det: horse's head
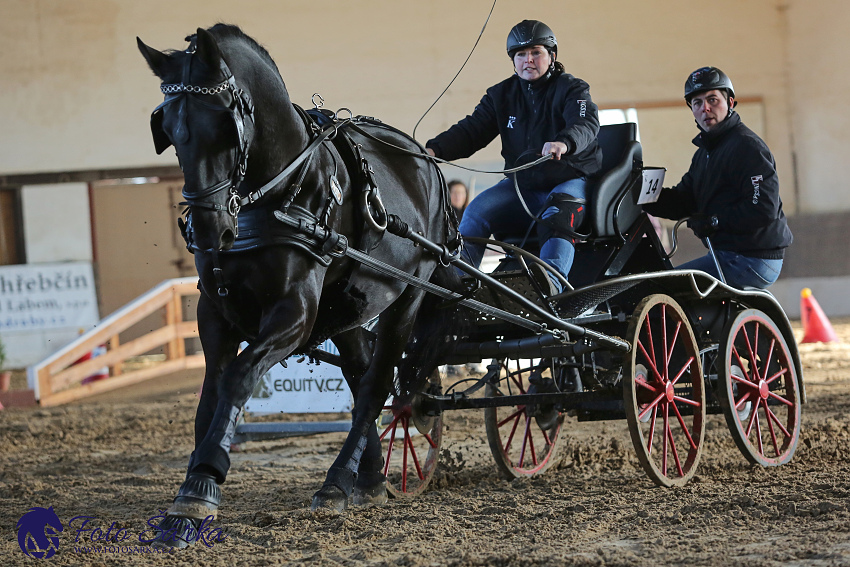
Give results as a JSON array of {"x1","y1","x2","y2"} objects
[{"x1": 138, "y1": 28, "x2": 255, "y2": 251}]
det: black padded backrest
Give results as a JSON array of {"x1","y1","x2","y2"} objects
[{"x1": 587, "y1": 123, "x2": 643, "y2": 238}]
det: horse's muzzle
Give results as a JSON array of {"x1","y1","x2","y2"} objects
[{"x1": 219, "y1": 228, "x2": 236, "y2": 251}]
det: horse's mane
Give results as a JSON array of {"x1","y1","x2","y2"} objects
[{"x1": 189, "y1": 23, "x2": 284, "y2": 83}]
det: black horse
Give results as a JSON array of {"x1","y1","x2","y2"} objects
[{"x1": 137, "y1": 24, "x2": 454, "y2": 545}]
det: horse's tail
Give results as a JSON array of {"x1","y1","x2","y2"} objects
[{"x1": 396, "y1": 265, "x2": 471, "y2": 399}]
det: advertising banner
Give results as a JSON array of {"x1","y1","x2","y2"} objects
[
  {"x1": 0, "y1": 262, "x2": 99, "y2": 331},
  {"x1": 244, "y1": 339, "x2": 352, "y2": 414}
]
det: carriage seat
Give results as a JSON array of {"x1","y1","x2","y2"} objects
[
  {"x1": 586, "y1": 122, "x2": 643, "y2": 239},
  {"x1": 493, "y1": 123, "x2": 643, "y2": 249}
]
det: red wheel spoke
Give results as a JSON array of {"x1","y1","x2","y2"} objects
[
  {"x1": 754, "y1": 322, "x2": 761, "y2": 370},
  {"x1": 762, "y1": 338, "x2": 775, "y2": 382},
  {"x1": 764, "y1": 406, "x2": 781, "y2": 458},
  {"x1": 510, "y1": 371, "x2": 527, "y2": 394},
  {"x1": 742, "y1": 324, "x2": 761, "y2": 382},
  {"x1": 670, "y1": 356, "x2": 695, "y2": 386},
  {"x1": 503, "y1": 411, "x2": 522, "y2": 453},
  {"x1": 424, "y1": 432, "x2": 437, "y2": 449},
  {"x1": 764, "y1": 405, "x2": 792, "y2": 438},
  {"x1": 638, "y1": 391, "x2": 668, "y2": 421},
  {"x1": 754, "y1": 405, "x2": 765, "y2": 455},
  {"x1": 527, "y1": 422, "x2": 539, "y2": 466},
  {"x1": 667, "y1": 422, "x2": 685, "y2": 477},
  {"x1": 731, "y1": 373, "x2": 758, "y2": 388},
  {"x1": 765, "y1": 368, "x2": 788, "y2": 386},
  {"x1": 661, "y1": 401, "x2": 670, "y2": 475},
  {"x1": 518, "y1": 415, "x2": 531, "y2": 467},
  {"x1": 647, "y1": 405, "x2": 658, "y2": 455},
  {"x1": 767, "y1": 390, "x2": 794, "y2": 407},
  {"x1": 745, "y1": 398, "x2": 760, "y2": 437},
  {"x1": 671, "y1": 401, "x2": 698, "y2": 450},
  {"x1": 732, "y1": 348, "x2": 755, "y2": 383},
  {"x1": 498, "y1": 408, "x2": 524, "y2": 428},
  {"x1": 383, "y1": 418, "x2": 399, "y2": 477},
  {"x1": 638, "y1": 339, "x2": 665, "y2": 383},
  {"x1": 379, "y1": 414, "x2": 401, "y2": 441},
  {"x1": 541, "y1": 427, "x2": 553, "y2": 446},
  {"x1": 666, "y1": 321, "x2": 682, "y2": 369},
  {"x1": 735, "y1": 390, "x2": 754, "y2": 410},
  {"x1": 644, "y1": 313, "x2": 657, "y2": 371},
  {"x1": 401, "y1": 417, "x2": 410, "y2": 492},
  {"x1": 672, "y1": 394, "x2": 701, "y2": 408},
  {"x1": 635, "y1": 376, "x2": 661, "y2": 394},
  {"x1": 661, "y1": 306, "x2": 669, "y2": 382},
  {"x1": 404, "y1": 417, "x2": 425, "y2": 481}
]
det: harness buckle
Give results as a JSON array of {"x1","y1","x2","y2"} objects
[
  {"x1": 328, "y1": 234, "x2": 349, "y2": 257},
  {"x1": 227, "y1": 193, "x2": 241, "y2": 217}
]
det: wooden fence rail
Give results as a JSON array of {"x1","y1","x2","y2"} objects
[{"x1": 27, "y1": 277, "x2": 203, "y2": 407}]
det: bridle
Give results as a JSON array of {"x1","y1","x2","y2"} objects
[
  {"x1": 150, "y1": 48, "x2": 345, "y2": 238},
  {"x1": 150, "y1": 47, "x2": 255, "y2": 227}
]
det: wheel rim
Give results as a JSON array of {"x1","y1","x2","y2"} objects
[
  {"x1": 378, "y1": 373, "x2": 443, "y2": 498},
  {"x1": 720, "y1": 309, "x2": 801, "y2": 466},
  {"x1": 625, "y1": 294, "x2": 705, "y2": 487},
  {"x1": 484, "y1": 358, "x2": 565, "y2": 478}
]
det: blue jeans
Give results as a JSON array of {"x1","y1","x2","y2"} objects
[
  {"x1": 677, "y1": 250, "x2": 782, "y2": 290},
  {"x1": 458, "y1": 177, "x2": 587, "y2": 283}
]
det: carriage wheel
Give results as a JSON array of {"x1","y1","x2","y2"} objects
[
  {"x1": 624, "y1": 294, "x2": 705, "y2": 487},
  {"x1": 719, "y1": 309, "x2": 801, "y2": 466},
  {"x1": 378, "y1": 370, "x2": 443, "y2": 498},
  {"x1": 484, "y1": 358, "x2": 566, "y2": 478}
]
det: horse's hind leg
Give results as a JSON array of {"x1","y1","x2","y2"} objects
[
  {"x1": 312, "y1": 286, "x2": 428, "y2": 511},
  {"x1": 332, "y1": 327, "x2": 387, "y2": 506}
]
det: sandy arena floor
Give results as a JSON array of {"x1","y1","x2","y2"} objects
[{"x1": 1, "y1": 320, "x2": 849, "y2": 566}]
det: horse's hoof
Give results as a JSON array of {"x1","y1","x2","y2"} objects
[
  {"x1": 149, "y1": 515, "x2": 200, "y2": 550},
  {"x1": 168, "y1": 473, "x2": 220, "y2": 519},
  {"x1": 352, "y1": 481, "x2": 388, "y2": 506},
  {"x1": 310, "y1": 485, "x2": 348, "y2": 512}
]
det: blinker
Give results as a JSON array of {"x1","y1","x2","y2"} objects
[{"x1": 150, "y1": 107, "x2": 172, "y2": 155}]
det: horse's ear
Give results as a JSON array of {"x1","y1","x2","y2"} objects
[
  {"x1": 137, "y1": 37, "x2": 168, "y2": 77},
  {"x1": 194, "y1": 28, "x2": 223, "y2": 70}
]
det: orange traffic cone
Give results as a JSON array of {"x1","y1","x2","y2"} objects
[{"x1": 800, "y1": 288, "x2": 839, "y2": 344}]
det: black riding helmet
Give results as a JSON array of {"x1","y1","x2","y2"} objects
[
  {"x1": 507, "y1": 20, "x2": 557, "y2": 58},
  {"x1": 684, "y1": 66, "x2": 736, "y2": 107}
]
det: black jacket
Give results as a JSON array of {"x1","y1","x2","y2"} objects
[
  {"x1": 426, "y1": 70, "x2": 602, "y2": 191},
  {"x1": 644, "y1": 112, "x2": 792, "y2": 258}
]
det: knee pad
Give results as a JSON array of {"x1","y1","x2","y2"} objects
[{"x1": 540, "y1": 194, "x2": 587, "y2": 239}]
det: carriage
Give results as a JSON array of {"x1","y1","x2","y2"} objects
[
  {"x1": 357, "y1": 119, "x2": 804, "y2": 496},
  {"x1": 137, "y1": 25, "x2": 803, "y2": 544}
]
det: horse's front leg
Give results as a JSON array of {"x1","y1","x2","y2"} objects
[
  {"x1": 156, "y1": 290, "x2": 317, "y2": 548},
  {"x1": 332, "y1": 327, "x2": 387, "y2": 506},
  {"x1": 153, "y1": 292, "x2": 241, "y2": 548},
  {"x1": 312, "y1": 287, "x2": 426, "y2": 511}
]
